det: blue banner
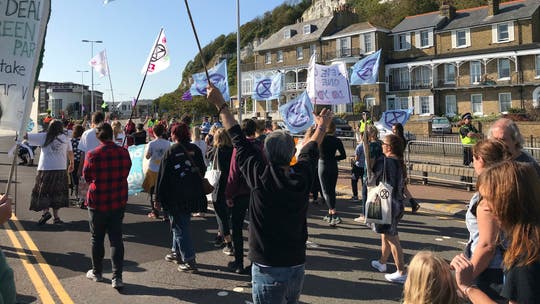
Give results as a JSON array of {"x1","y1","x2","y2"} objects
[
  {"x1": 190, "y1": 60, "x2": 230, "y2": 101},
  {"x1": 380, "y1": 108, "x2": 413, "y2": 131},
  {"x1": 127, "y1": 144, "x2": 145, "y2": 196},
  {"x1": 252, "y1": 73, "x2": 282, "y2": 101},
  {"x1": 279, "y1": 91, "x2": 314, "y2": 134},
  {"x1": 350, "y1": 49, "x2": 381, "y2": 85}
]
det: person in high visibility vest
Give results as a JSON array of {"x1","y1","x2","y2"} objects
[
  {"x1": 459, "y1": 113, "x2": 482, "y2": 166},
  {"x1": 358, "y1": 111, "x2": 373, "y2": 133}
]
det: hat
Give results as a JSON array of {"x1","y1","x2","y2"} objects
[{"x1": 461, "y1": 113, "x2": 472, "y2": 120}]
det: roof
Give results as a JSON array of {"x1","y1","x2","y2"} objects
[
  {"x1": 254, "y1": 16, "x2": 334, "y2": 52},
  {"x1": 441, "y1": 0, "x2": 540, "y2": 32},
  {"x1": 322, "y1": 22, "x2": 389, "y2": 40},
  {"x1": 391, "y1": 11, "x2": 446, "y2": 34}
]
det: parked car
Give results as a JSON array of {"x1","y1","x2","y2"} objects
[
  {"x1": 431, "y1": 116, "x2": 452, "y2": 134},
  {"x1": 333, "y1": 117, "x2": 354, "y2": 137}
]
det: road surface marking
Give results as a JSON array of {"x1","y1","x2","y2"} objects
[
  {"x1": 4, "y1": 222, "x2": 55, "y2": 304},
  {"x1": 11, "y1": 216, "x2": 75, "y2": 304}
]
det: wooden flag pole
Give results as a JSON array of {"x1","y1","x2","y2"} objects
[{"x1": 183, "y1": 0, "x2": 210, "y2": 83}]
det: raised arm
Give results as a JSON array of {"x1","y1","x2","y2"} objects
[{"x1": 206, "y1": 84, "x2": 238, "y2": 130}]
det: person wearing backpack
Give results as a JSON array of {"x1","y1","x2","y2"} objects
[{"x1": 155, "y1": 122, "x2": 207, "y2": 272}]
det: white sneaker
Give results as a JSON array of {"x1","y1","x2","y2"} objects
[
  {"x1": 370, "y1": 260, "x2": 387, "y2": 272},
  {"x1": 385, "y1": 271, "x2": 407, "y2": 284}
]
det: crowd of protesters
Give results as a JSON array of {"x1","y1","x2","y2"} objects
[{"x1": 2, "y1": 85, "x2": 539, "y2": 303}]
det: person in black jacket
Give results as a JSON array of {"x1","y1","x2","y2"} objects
[
  {"x1": 319, "y1": 121, "x2": 347, "y2": 226},
  {"x1": 205, "y1": 128, "x2": 233, "y2": 252},
  {"x1": 155, "y1": 122, "x2": 206, "y2": 272},
  {"x1": 206, "y1": 84, "x2": 332, "y2": 304}
]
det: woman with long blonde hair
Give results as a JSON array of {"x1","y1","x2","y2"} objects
[{"x1": 404, "y1": 251, "x2": 462, "y2": 304}]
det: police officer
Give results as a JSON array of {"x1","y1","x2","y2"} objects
[{"x1": 459, "y1": 113, "x2": 482, "y2": 166}]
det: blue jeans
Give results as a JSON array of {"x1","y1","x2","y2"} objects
[
  {"x1": 252, "y1": 263, "x2": 305, "y2": 304},
  {"x1": 169, "y1": 212, "x2": 195, "y2": 263}
]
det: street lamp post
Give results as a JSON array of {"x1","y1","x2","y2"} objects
[
  {"x1": 76, "y1": 70, "x2": 88, "y2": 119},
  {"x1": 82, "y1": 39, "x2": 103, "y2": 113}
]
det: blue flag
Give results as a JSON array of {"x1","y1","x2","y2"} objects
[
  {"x1": 350, "y1": 49, "x2": 381, "y2": 85},
  {"x1": 190, "y1": 60, "x2": 230, "y2": 101},
  {"x1": 252, "y1": 73, "x2": 282, "y2": 101},
  {"x1": 380, "y1": 108, "x2": 413, "y2": 131},
  {"x1": 279, "y1": 91, "x2": 314, "y2": 134}
]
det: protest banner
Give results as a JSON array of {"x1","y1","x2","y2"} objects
[
  {"x1": 127, "y1": 144, "x2": 147, "y2": 196},
  {"x1": 252, "y1": 73, "x2": 282, "y2": 101},
  {"x1": 350, "y1": 49, "x2": 381, "y2": 85},
  {"x1": 190, "y1": 60, "x2": 230, "y2": 101},
  {"x1": 278, "y1": 91, "x2": 314, "y2": 134},
  {"x1": 0, "y1": 0, "x2": 51, "y2": 135},
  {"x1": 306, "y1": 54, "x2": 351, "y2": 105}
]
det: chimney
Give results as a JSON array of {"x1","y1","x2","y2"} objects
[
  {"x1": 488, "y1": 0, "x2": 500, "y2": 16},
  {"x1": 440, "y1": 1, "x2": 456, "y2": 20}
]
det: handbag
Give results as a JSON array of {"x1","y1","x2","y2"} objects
[
  {"x1": 204, "y1": 149, "x2": 221, "y2": 202},
  {"x1": 365, "y1": 158, "x2": 393, "y2": 225}
]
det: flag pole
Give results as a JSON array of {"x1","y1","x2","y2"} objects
[
  {"x1": 105, "y1": 49, "x2": 116, "y2": 116},
  {"x1": 121, "y1": 28, "x2": 163, "y2": 147},
  {"x1": 183, "y1": 0, "x2": 210, "y2": 82}
]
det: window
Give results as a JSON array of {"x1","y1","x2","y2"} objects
[
  {"x1": 338, "y1": 37, "x2": 351, "y2": 57},
  {"x1": 471, "y1": 94, "x2": 483, "y2": 114},
  {"x1": 493, "y1": 22, "x2": 514, "y2": 43},
  {"x1": 265, "y1": 52, "x2": 271, "y2": 64},
  {"x1": 303, "y1": 25, "x2": 312, "y2": 35},
  {"x1": 242, "y1": 79, "x2": 252, "y2": 95},
  {"x1": 413, "y1": 66, "x2": 431, "y2": 88},
  {"x1": 444, "y1": 64, "x2": 456, "y2": 83},
  {"x1": 420, "y1": 96, "x2": 430, "y2": 114},
  {"x1": 457, "y1": 31, "x2": 466, "y2": 47},
  {"x1": 497, "y1": 23, "x2": 509, "y2": 42},
  {"x1": 420, "y1": 30, "x2": 429, "y2": 47},
  {"x1": 445, "y1": 95, "x2": 457, "y2": 116},
  {"x1": 364, "y1": 96, "x2": 375, "y2": 108},
  {"x1": 470, "y1": 61, "x2": 482, "y2": 84},
  {"x1": 386, "y1": 96, "x2": 408, "y2": 110},
  {"x1": 398, "y1": 34, "x2": 408, "y2": 50},
  {"x1": 296, "y1": 47, "x2": 303, "y2": 60},
  {"x1": 284, "y1": 29, "x2": 292, "y2": 39},
  {"x1": 399, "y1": 68, "x2": 409, "y2": 90},
  {"x1": 498, "y1": 58, "x2": 510, "y2": 79},
  {"x1": 277, "y1": 50, "x2": 283, "y2": 63},
  {"x1": 400, "y1": 97, "x2": 409, "y2": 110},
  {"x1": 364, "y1": 34, "x2": 373, "y2": 53},
  {"x1": 387, "y1": 96, "x2": 396, "y2": 110},
  {"x1": 310, "y1": 44, "x2": 316, "y2": 56},
  {"x1": 536, "y1": 55, "x2": 540, "y2": 77},
  {"x1": 266, "y1": 99, "x2": 273, "y2": 112},
  {"x1": 499, "y1": 93, "x2": 512, "y2": 112}
]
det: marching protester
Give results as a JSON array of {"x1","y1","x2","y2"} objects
[
  {"x1": 464, "y1": 139, "x2": 512, "y2": 300},
  {"x1": 78, "y1": 112, "x2": 105, "y2": 168},
  {"x1": 112, "y1": 120, "x2": 125, "y2": 147},
  {"x1": 200, "y1": 116, "x2": 212, "y2": 138},
  {"x1": 207, "y1": 83, "x2": 333, "y2": 304},
  {"x1": 156, "y1": 122, "x2": 207, "y2": 272},
  {"x1": 225, "y1": 118, "x2": 263, "y2": 274},
  {"x1": 27, "y1": 120, "x2": 74, "y2": 225},
  {"x1": 83, "y1": 123, "x2": 132, "y2": 289},
  {"x1": 205, "y1": 128, "x2": 234, "y2": 252},
  {"x1": 131, "y1": 123, "x2": 147, "y2": 145},
  {"x1": 452, "y1": 161, "x2": 540, "y2": 303},
  {"x1": 319, "y1": 120, "x2": 347, "y2": 226},
  {"x1": 369, "y1": 134, "x2": 407, "y2": 284},
  {"x1": 392, "y1": 123, "x2": 420, "y2": 213},
  {"x1": 143, "y1": 124, "x2": 170, "y2": 220},
  {"x1": 191, "y1": 126, "x2": 208, "y2": 167},
  {"x1": 69, "y1": 124, "x2": 85, "y2": 202},
  {"x1": 350, "y1": 135, "x2": 365, "y2": 202},
  {"x1": 488, "y1": 117, "x2": 540, "y2": 177},
  {"x1": 124, "y1": 118, "x2": 136, "y2": 146}
]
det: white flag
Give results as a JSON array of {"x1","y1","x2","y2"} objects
[
  {"x1": 141, "y1": 29, "x2": 170, "y2": 75},
  {"x1": 89, "y1": 50, "x2": 109, "y2": 77}
]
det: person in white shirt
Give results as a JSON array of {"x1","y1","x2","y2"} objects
[
  {"x1": 27, "y1": 120, "x2": 74, "y2": 225},
  {"x1": 191, "y1": 126, "x2": 208, "y2": 166},
  {"x1": 143, "y1": 124, "x2": 171, "y2": 219}
]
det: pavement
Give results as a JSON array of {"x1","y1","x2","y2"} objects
[{"x1": 0, "y1": 134, "x2": 473, "y2": 304}]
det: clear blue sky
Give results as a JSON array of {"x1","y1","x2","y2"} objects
[{"x1": 39, "y1": 0, "x2": 288, "y2": 101}]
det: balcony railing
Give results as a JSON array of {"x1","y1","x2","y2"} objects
[{"x1": 285, "y1": 82, "x2": 307, "y2": 91}]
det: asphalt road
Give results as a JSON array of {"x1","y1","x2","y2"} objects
[{"x1": 0, "y1": 135, "x2": 472, "y2": 304}]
